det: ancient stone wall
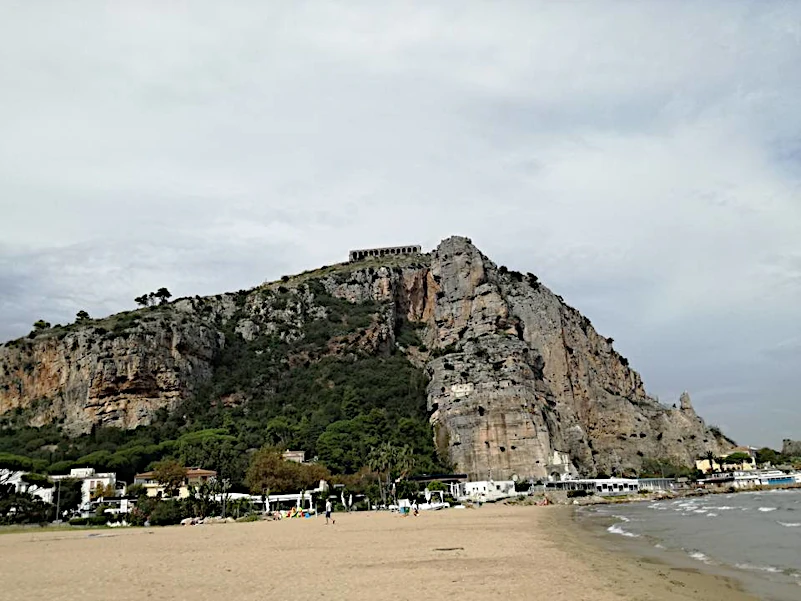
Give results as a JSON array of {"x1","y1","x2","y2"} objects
[
  {"x1": 782, "y1": 439, "x2": 801, "y2": 456},
  {"x1": 349, "y1": 245, "x2": 421, "y2": 262}
]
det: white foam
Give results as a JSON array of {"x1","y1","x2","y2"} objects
[
  {"x1": 758, "y1": 507, "x2": 777, "y2": 513},
  {"x1": 734, "y1": 563, "x2": 783, "y2": 574},
  {"x1": 607, "y1": 524, "x2": 639, "y2": 538},
  {"x1": 688, "y1": 551, "x2": 712, "y2": 564},
  {"x1": 612, "y1": 515, "x2": 631, "y2": 522},
  {"x1": 707, "y1": 513, "x2": 719, "y2": 517},
  {"x1": 777, "y1": 521, "x2": 801, "y2": 528}
]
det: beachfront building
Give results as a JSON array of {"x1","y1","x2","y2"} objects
[
  {"x1": 407, "y1": 474, "x2": 468, "y2": 502},
  {"x1": 51, "y1": 468, "x2": 119, "y2": 508},
  {"x1": 0, "y1": 469, "x2": 55, "y2": 504},
  {"x1": 133, "y1": 467, "x2": 217, "y2": 499},
  {"x1": 456, "y1": 480, "x2": 517, "y2": 502},
  {"x1": 700, "y1": 469, "x2": 801, "y2": 489},
  {"x1": 638, "y1": 478, "x2": 677, "y2": 493},
  {"x1": 546, "y1": 478, "x2": 640, "y2": 496}
]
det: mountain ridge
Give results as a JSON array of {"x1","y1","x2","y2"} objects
[{"x1": 0, "y1": 236, "x2": 733, "y2": 480}]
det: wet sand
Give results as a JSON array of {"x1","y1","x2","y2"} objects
[{"x1": 0, "y1": 505, "x2": 757, "y2": 601}]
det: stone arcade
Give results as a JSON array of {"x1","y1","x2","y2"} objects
[{"x1": 348, "y1": 245, "x2": 421, "y2": 262}]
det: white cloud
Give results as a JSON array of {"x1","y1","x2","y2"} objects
[{"x1": 1, "y1": 0, "x2": 799, "y2": 446}]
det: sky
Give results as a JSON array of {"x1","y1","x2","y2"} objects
[{"x1": 1, "y1": 1, "x2": 799, "y2": 447}]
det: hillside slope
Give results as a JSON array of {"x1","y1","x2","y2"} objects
[{"x1": 0, "y1": 236, "x2": 732, "y2": 479}]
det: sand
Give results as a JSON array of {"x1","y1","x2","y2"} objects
[{"x1": 0, "y1": 505, "x2": 757, "y2": 601}]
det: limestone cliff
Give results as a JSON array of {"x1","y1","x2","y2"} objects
[{"x1": 0, "y1": 236, "x2": 732, "y2": 478}]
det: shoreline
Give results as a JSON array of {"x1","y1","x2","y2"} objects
[
  {"x1": 543, "y1": 504, "x2": 759, "y2": 601},
  {"x1": 0, "y1": 504, "x2": 764, "y2": 600}
]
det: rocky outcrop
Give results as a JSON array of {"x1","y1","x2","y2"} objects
[
  {"x1": 0, "y1": 236, "x2": 732, "y2": 477},
  {"x1": 0, "y1": 301, "x2": 228, "y2": 435}
]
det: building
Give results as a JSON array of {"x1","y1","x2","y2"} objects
[
  {"x1": 782, "y1": 439, "x2": 801, "y2": 457},
  {"x1": 546, "y1": 450, "x2": 577, "y2": 481},
  {"x1": 348, "y1": 245, "x2": 421, "y2": 262},
  {"x1": 51, "y1": 468, "x2": 119, "y2": 508},
  {"x1": 700, "y1": 469, "x2": 798, "y2": 489},
  {"x1": 638, "y1": 478, "x2": 678, "y2": 493},
  {"x1": 0, "y1": 469, "x2": 55, "y2": 504},
  {"x1": 453, "y1": 480, "x2": 517, "y2": 502},
  {"x1": 282, "y1": 450, "x2": 306, "y2": 464},
  {"x1": 134, "y1": 468, "x2": 217, "y2": 499},
  {"x1": 546, "y1": 478, "x2": 640, "y2": 496},
  {"x1": 695, "y1": 447, "x2": 757, "y2": 474}
]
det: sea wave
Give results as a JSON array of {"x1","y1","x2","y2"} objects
[
  {"x1": 734, "y1": 563, "x2": 783, "y2": 574},
  {"x1": 607, "y1": 524, "x2": 639, "y2": 538},
  {"x1": 777, "y1": 521, "x2": 801, "y2": 528},
  {"x1": 758, "y1": 507, "x2": 778, "y2": 513},
  {"x1": 688, "y1": 551, "x2": 713, "y2": 564},
  {"x1": 612, "y1": 515, "x2": 630, "y2": 522}
]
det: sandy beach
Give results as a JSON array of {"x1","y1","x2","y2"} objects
[{"x1": 0, "y1": 505, "x2": 757, "y2": 601}]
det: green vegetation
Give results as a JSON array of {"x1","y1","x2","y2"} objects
[
  {"x1": 639, "y1": 458, "x2": 695, "y2": 479},
  {"x1": 0, "y1": 279, "x2": 446, "y2": 499}
]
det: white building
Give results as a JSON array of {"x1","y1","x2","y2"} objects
[
  {"x1": 546, "y1": 478, "x2": 640, "y2": 496},
  {"x1": 452, "y1": 480, "x2": 517, "y2": 502},
  {"x1": 0, "y1": 469, "x2": 55, "y2": 504},
  {"x1": 51, "y1": 468, "x2": 118, "y2": 509}
]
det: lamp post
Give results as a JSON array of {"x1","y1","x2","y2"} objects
[{"x1": 55, "y1": 479, "x2": 61, "y2": 524}]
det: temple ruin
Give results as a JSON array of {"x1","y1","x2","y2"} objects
[{"x1": 348, "y1": 245, "x2": 421, "y2": 262}]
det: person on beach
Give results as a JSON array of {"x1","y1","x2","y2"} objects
[
  {"x1": 325, "y1": 499, "x2": 334, "y2": 525},
  {"x1": 412, "y1": 500, "x2": 419, "y2": 517}
]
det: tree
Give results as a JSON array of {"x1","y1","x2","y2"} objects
[
  {"x1": 155, "y1": 287, "x2": 172, "y2": 305},
  {"x1": 722, "y1": 451, "x2": 752, "y2": 464},
  {"x1": 75, "y1": 310, "x2": 90, "y2": 322},
  {"x1": 55, "y1": 479, "x2": 83, "y2": 517},
  {"x1": 246, "y1": 447, "x2": 329, "y2": 496},
  {"x1": 755, "y1": 447, "x2": 779, "y2": 466},
  {"x1": 704, "y1": 450, "x2": 717, "y2": 473},
  {"x1": 134, "y1": 295, "x2": 149, "y2": 308},
  {"x1": 153, "y1": 459, "x2": 186, "y2": 498},
  {"x1": 126, "y1": 483, "x2": 147, "y2": 498},
  {"x1": 91, "y1": 482, "x2": 116, "y2": 500},
  {"x1": 32, "y1": 320, "x2": 50, "y2": 331}
]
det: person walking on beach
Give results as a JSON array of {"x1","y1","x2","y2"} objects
[{"x1": 325, "y1": 499, "x2": 334, "y2": 525}]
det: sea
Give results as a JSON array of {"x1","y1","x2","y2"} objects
[{"x1": 579, "y1": 489, "x2": 801, "y2": 601}]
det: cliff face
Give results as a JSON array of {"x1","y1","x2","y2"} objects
[{"x1": 0, "y1": 236, "x2": 732, "y2": 477}]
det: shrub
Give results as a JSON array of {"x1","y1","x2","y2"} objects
[
  {"x1": 69, "y1": 516, "x2": 108, "y2": 526},
  {"x1": 566, "y1": 490, "x2": 588, "y2": 498},
  {"x1": 148, "y1": 500, "x2": 185, "y2": 526}
]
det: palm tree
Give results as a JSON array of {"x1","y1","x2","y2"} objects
[{"x1": 704, "y1": 450, "x2": 717, "y2": 473}]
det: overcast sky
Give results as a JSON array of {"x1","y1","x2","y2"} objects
[{"x1": 1, "y1": 1, "x2": 799, "y2": 447}]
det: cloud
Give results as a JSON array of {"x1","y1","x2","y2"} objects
[{"x1": 1, "y1": 0, "x2": 799, "y2": 446}]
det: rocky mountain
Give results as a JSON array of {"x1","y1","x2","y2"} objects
[{"x1": 0, "y1": 236, "x2": 732, "y2": 480}]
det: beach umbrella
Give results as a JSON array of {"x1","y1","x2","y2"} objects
[
  {"x1": 424, "y1": 488, "x2": 431, "y2": 502},
  {"x1": 341, "y1": 491, "x2": 346, "y2": 510},
  {"x1": 349, "y1": 494, "x2": 353, "y2": 510},
  {"x1": 297, "y1": 492, "x2": 302, "y2": 509},
  {"x1": 265, "y1": 497, "x2": 270, "y2": 513}
]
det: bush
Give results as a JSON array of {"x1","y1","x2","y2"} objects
[
  {"x1": 566, "y1": 490, "x2": 588, "y2": 498},
  {"x1": 148, "y1": 499, "x2": 185, "y2": 526},
  {"x1": 69, "y1": 516, "x2": 108, "y2": 526}
]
